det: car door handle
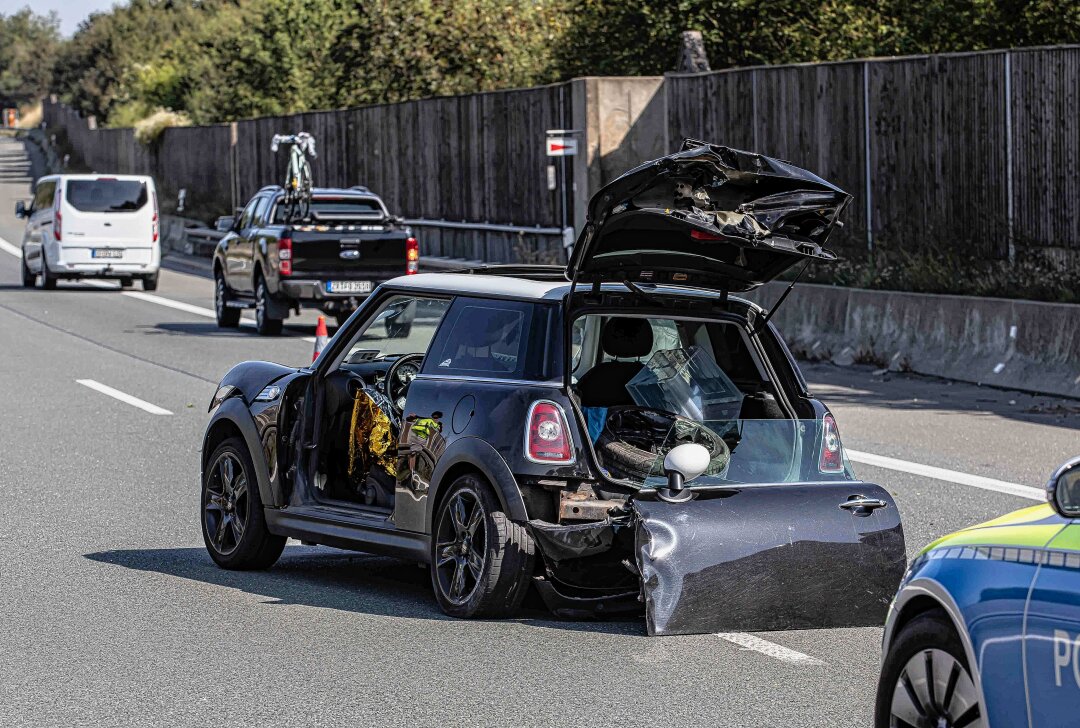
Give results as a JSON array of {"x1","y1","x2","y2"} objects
[{"x1": 839, "y1": 496, "x2": 888, "y2": 516}]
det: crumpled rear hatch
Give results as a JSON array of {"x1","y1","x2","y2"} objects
[{"x1": 567, "y1": 139, "x2": 852, "y2": 293}]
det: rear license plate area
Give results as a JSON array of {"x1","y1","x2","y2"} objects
[
  {"x1": 92, "y1": 249, "x2": 123, "y2": 259},
  {"x1": 326, "y1": 280, "x2": 372, "y2": 294}
]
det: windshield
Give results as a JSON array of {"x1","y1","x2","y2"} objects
[{"x1": 66, "y1": 179, "x2": 148, "y2": 213}]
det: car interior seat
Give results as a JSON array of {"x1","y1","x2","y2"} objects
[{"x1": 576, "y1": 317, "x2": 654, "y2": 407}]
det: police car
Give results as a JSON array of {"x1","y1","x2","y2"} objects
[{"x1": 875, "y1": 456, "x2": 1080, "y2": 728}]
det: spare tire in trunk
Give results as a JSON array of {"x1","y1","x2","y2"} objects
[{"x1": 595, "y1": 406, "x2": 730, "y2": 482}]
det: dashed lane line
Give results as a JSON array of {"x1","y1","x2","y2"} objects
[
  {"x1": 846, "y1": 449, "x2": 1044, "y2": 501},
  {"x1": 76, "y1": 378, "x2": 173, "y2": 415},
  {"x1": 0, "y1": 237, "x2": 21, "y2": 258},
  {"x1": 716, "y1": 633, "x2": 825, "y2": 665}
]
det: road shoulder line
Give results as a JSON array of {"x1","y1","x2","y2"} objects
[{"x1": 847, "y1": 449, "x2": 1043, "y2": 500}]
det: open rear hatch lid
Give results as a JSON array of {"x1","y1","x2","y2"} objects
[{"x1": 568, "y1": 140, "x2": 852, "y2": 293}]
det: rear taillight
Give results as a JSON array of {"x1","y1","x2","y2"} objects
[
  {"x1": 819, "y1": 414, "x2": 844, "y2": 473},
  {"x1": 152, "y1": 191, "x2": 159, "y2": 243},
  {"x1": 279, "y1": 237, "x2": 292, "y2": 276},
  {"x1": 525, "y1": 400, "x2": 574, "y2": 464},
  {"x1": 54, "y1": 187, "x2": 62, "y2": 241},
  {"x1": 406, "y1": 236, "x2": 419, "y2": 274}
]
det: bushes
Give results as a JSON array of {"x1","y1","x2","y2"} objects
[
  {"x1": 133, "y1": 108, "x2": 191, "y2": 145},
  {"x1": 801, "y1": 248, "x2": 1079, "y2": 303}
]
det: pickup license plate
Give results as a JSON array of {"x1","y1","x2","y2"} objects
[
  {"x1": 92, "y1": 248, "x2": 123, "y2": 259},
  {"x1": 326, "y1": 280, "x2": 372, "y2": 294}
]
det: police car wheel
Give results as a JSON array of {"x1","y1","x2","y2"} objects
[{"x1": 875, "y1": 609, "x2": 984, "y2": 728}]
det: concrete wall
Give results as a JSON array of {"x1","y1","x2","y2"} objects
[{"x1": 748, "y1": 282, "x2": 1080, "y2": 399}]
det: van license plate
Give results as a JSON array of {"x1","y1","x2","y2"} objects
[
  {"x1": 326, "y1": 280, "x2": 371, "y2": 294},
  {"x1": 92, "y1": 249, "x2": 123, "y2": 259}
]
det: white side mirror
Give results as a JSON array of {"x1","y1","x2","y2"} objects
[{"x1": 663, "y1": 443, "x2": 711, "y2": 491}]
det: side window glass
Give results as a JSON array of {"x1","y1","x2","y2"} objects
[
  {"x1": 338, "y1": 295, "x2": 451, "y2": 367},
  {"x1": 253, "y1": 194, "x2": 275, "y2": 227},
  {"x1": 424, "y1": 298, "x2": 533, "y2": 379},
  {"x1": 33, "y1": 181, "x2": 55, "y2": 211},
  {"x1": 237, "y1": 198, "x2": 259, "y2": 229}
]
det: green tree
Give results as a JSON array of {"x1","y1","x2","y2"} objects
[{"x1": 0, "y1": 8, "x2": 62, "y2": 107}]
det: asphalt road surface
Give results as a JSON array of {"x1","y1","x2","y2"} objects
[{"x1": 2, "y1": 134, "x2": 1079, "y2": 727}]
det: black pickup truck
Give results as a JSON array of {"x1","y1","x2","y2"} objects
[{"x1": 212, "y1": 186, "x2": 418, "y2": 335}]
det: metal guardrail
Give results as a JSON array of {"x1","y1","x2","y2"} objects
[{"x1": 403, "y1": 218, "x2": 565, "y2": 236}]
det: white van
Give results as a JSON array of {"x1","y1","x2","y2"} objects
[{"x1": 17, "y1": 174, "x2": 160, "y2": 290}]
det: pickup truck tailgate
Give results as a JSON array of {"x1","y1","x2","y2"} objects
[{"x1": 290, "y1": 228, "x2": 410, "y2": 277}]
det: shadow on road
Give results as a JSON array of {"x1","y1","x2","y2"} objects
[
  {"x1": 84, "y1": 546, "x2": 646, "y2": 636},
  {"x1": 804, "y1": 362, "x2": 1080, "y2": 430},
  {"x1": 147, "y1": 321, "x2": 323, "y2": 338}
]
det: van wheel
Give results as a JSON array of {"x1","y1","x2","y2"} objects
[
  {"x1": 141, "y1": 273, "x2": 158, "y2": 291},
  {"x1": 214, "y1": 271, "x2": 241, "y2": 328},
  {"x1": 874, "y1": 609, "x2": 982, "y2": 728},
  {"x1": 202, "y1": 437, "x2": 286, "y2": 570},
  {"x1": 254, "y1": 276, "x2": 283, "y2": 336},
  {"x1": 431, "y1": 474, "x2": 534, "y2": 619},
  {"x1": 21, "y1": 255, "x2": 35, "y2": 288},
  {"x1": 40, "y1": 257, "x2": 57, "y2": 290}
]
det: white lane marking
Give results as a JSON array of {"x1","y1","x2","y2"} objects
[
  {"x1": 847, "y1": 449, "x2": 1044, "y2": 501},
  {"x1": 0, "y1": 235, "x2": 22, "y2": 258},
  {"x1": 716, "y1": 633, "x2": 825, "y2": 665},
  {"x1": 75, "y1": 378, "x2": 173, "y2": 415},
  {"x1": 120, "y1": 290, "x2": 256, "y2": 326}
]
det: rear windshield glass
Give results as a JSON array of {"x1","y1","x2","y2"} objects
[
  {"x1": 271, "y1": 197, "x2": 383, "y2": 223},
  {"x1": 66, "y1": 180, "x2": 148, "y2": 213}
]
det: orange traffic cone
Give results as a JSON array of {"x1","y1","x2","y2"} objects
[{"x1": 312, "y1": 315, "x2": 329, "y2": 362}]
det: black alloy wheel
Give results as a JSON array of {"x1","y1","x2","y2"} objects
[
  {"x1": 430, "y1": 475, "x2": 534, "y2": 618},
  {"x1": 214, "y1": 272, "x2": 240, "y2": 328},
  {"x1": 254, "y1": 275, "x2": 282, "y2": 336},
  {"x1": 201, "y1": 438, "x2": 285, "y2": 570},
  {"x1": 875, "y1": 610, "x2": 984, "y2": 728},
  {"x1": 434, "y1": 487, "x2": 487, "y2": 607},
  {"x1": 204, "y1": 449, "x2": 249, "y2": 556}
]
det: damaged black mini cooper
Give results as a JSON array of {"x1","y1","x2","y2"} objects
[{"x1": 201, "y1": 141, "x2": 907, "y2": 635}]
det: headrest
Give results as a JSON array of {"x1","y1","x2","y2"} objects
[{"x1": 601, "y1": 317, "x2": 653, "y2": 358}]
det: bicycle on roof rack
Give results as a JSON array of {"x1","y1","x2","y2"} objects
[{"x1": 271, "y1": 132, "x2": 316, "y2": 221}]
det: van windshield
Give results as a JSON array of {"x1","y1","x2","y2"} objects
[{"x1": 66, "y1": 180, "x2": 148, "y2": 213}]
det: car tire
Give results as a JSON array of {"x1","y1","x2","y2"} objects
[
  {"x1": 385, "y1": 319, "x2": 412, "y2": 339},
  {"x1": 214, "y1": 271, "x2": 241, "y2": 328},
  {"x1": 21, "y1": 255, "x2": 35, "y2": 288},
  {"x1": 431, "y1": 474, "x2": 534, "y2": 619},
  {"x1": 142, "y1": 273, "x2": 158, "y2": 291},
  {"x1": 201, "y1": 437, "x2": 286, "y2": 570},
  {"x1": 874, "y1": 609, "x2": 983, "y2": 728},
  {"x1": 254, "y1": 275, "x2": 283, "y2": 336},
  {"x1": 40, "y1": 256, "x2": 57, "y2": 290}
]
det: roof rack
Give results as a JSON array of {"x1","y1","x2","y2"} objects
[{"x1": 450, "y1": 264, "x2": 569, "y2": 281}]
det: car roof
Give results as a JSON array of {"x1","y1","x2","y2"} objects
[
  {"x1": 381, "y1": 272, "x2": 758, "y2": 308},
  {"x1": 40, "y1": 174, "x2": 155, "y2": 183}
]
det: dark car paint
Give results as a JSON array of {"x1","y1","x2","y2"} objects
[
  {"x1": 635, "y1": 483, "x2": 907, "y2": 635},
  {"x1": 569, "y1": 140, "x2": 852, "y2": 293},
  {"x1": 202, "y1": 276, "x2": 906, "y2": 631}
]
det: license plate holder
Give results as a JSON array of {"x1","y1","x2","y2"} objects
[
  {"x1": 92, "y1": 248, "x2": 123, "y2": 259},
  {"x1": 326, "y1": 280, "x2": 372, "y2": 294}
]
